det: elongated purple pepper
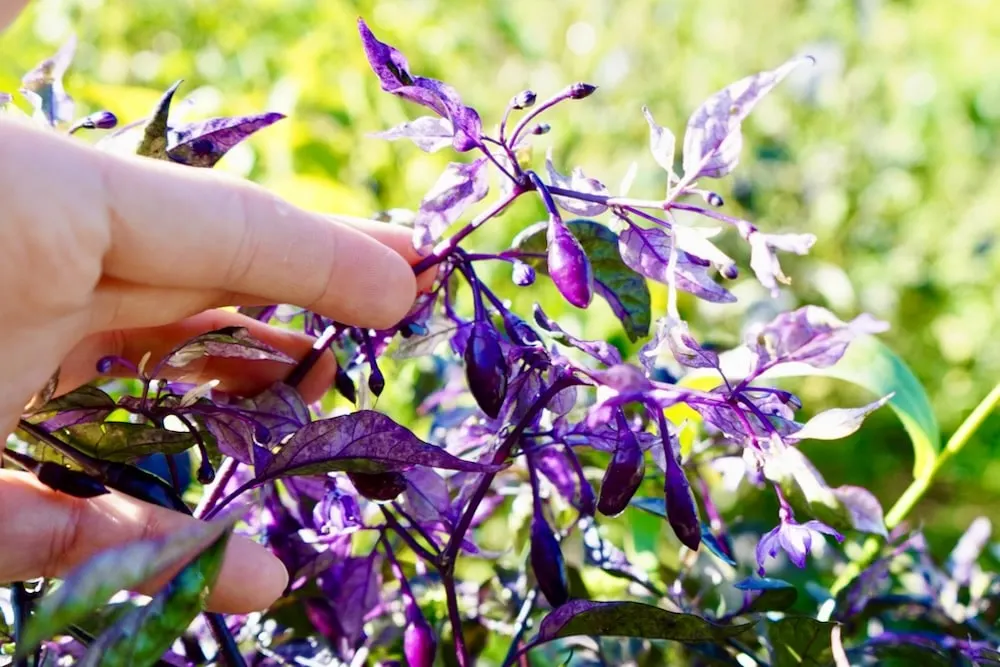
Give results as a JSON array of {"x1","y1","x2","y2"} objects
[
  {"x1": 546, "y1": 220, "x2": 594, "y2": 309},
  {"x1": 597, "y1": 418, "x2": 646, "y2": 517},
  {"x1": 529, "y1": 513, "x2": 570, "y2": 607},
  {"x1": 403, "y1": 603, "x2": 437, "y2": 667},
  {"x1": 347, "y1": 471, "x2": 408, "y2": 502},
  {"x1": 463, "y1": 320, "x2": 510, "y2": 418},
  {"x1": 660, "y1": 419, "x2": 702, "y2": 551}
]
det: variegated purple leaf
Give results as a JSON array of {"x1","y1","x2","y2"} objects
[
  {"x1": 357, "y1": 19, "x2": 482, "y2": 152},
  {"x1": 200, "y1": 411, "x2": 264, "y2": 466},
  {"x1": 641, "y1": 106, "x2": 676, "y2": 179},
  {"x1": 20, "y1": 35, "x2": 76, "y2": 126},
  {"x1": 682, "y1": 55, "x2": 812, "y2": 179},
  {"x1": 258, "y1": 410, "x2": 503, "y2": 481},
  {"x1": 788, "y1": 394, "x2": 892, "y2": 442},
  {"x1": 402, "y1": 467, "x2": 453, "y2": 523},
  {"x1": 750, "y1": 305, "x2": 889, "y2": 370},
  {"x1": 747, "y1": 230, "x2": 817, "y2": 296},
  {"x1": 588, "y1": 364, "x2": 653, "y2": 394},
  {"x1": 545, "y1": 150, "x2": 609, "y2": 216},
  {"x1": 832, "y1": 485, "x2": 887, "y2": 537},
  {"x1": 23, "y1": 386, "x2": 116, "y2": 431},
  {"x1": 643, "y1": 316, "x2": 720, "y2": 370},
  {"x1": 166, "y1": 112, "x2": 284, "y2": 168},
  {"x1": 580, "y1": 518, "x2": 660, "y2": 593},
  {"x1": 162, "y1": 326, "x2": 296, "y2": 369},
  {"x1": 532, "y1": 304, "x2": 622, "y2": 367},
  {"x1": 672, "y1": 225, "x2": 736, "y2": 276},
  {"x1": 315, "y1": 551, "x2": 382, "y2": 644},
  {"x1": 536, "y1": 444, "x2": 596, "y2": 515},
  {"x1": 413, "y1": 159, "x2": 489, "y2": 249},
  {"x1": 248, "y1": 382, "x2": 312, "y2": 442},
  {"x1": 370, "y1": 116, "x2": 454, "y2": 153},
  {"x1": 618, "y1": 226, "x2": 735, "y2": 303}
]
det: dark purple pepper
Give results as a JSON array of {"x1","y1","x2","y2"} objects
[
  {"x1": 402, "y1": 610, "x2": 437, "y2": 667},
  {"x1": 664, "y1": 454, "x2": 702, "y2": 551},
  {"x1": 36, "y1": 462, "x2": 109, "y2": 499},
  {"x1": 103, "y1": 462, "x2": 191, "y2": 514},
  {"x1": 597, "y1": 427, "x2": 646, "y2": 517},
  {"x1": 347, "y1": 471, "x2": 408, "y2": 502},
  {"x1": 529, "y1": 514, "x2": 569, "y2": 607},
  {"x1": 196, "y1": 457, "x2": 216, "y2": 485},
  {"x1": 334, "y1": 367, "x2": 357, "y2": 403},
  {"x1": 720, "y1": 264, "x2": 739, "y2": 280},
  {"x1": 368, "y1": 365, "x2": 386, "y2": 397},
  {"x1": 546, "y1": 221, "x2": 594, "y2": 309},
  {"x1": 463, "y1": 321, "x2": 510, "y2": 419}
]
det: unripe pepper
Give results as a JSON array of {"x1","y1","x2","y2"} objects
[
  {"x1": 347, "y1": 471, "x2": 408, "y2": 502},
  {"x1": 463, "y1": 321, "x2": 510, "y2": 418},
  {"x1": 529, "y1": 514, "x2": 569, "y2": 607},
  {"x1": 597, "y1": 422, "x2": 645, "y2": 517},
  {"x1": 546, "y1": 220, "x2": 594, "y2": 309}
]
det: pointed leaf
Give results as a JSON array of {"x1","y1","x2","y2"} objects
[
  {"x1": 19, "y1": 511, "x2": 240, "y2": 656},
  {"x1": 766, "y1": 617, "x2": 837, "y2": 667},
  {"x1": 536, "y1": 600, "x2": 752, "y2": 644},
  {"x1": 789, "y1": 395, "x2": 892, "y2": 442},
  {"x1": 733, "y1": 577, "x2": 798, "y2": 612},
  {"x1": 832, "y1": 485, "x2": 888, "y2": 538},
  {"x1": 163, "y1": 326, "x2": 296, "y2": 368},
  {"x1": 515, "y1": 220, "x2": 651, "y2": 342},
  {"x1": 166, "y1": 112, "x2": 284, "y2": 168},
  {"x1": 76, "y1": 525, "x2": 233, "y2": 667},
  {"x1": 19, "y1": 35, "x2": 76, "y2": 126},
  {"x1": 259, "y1": 410, "x2": 503, "y2": 481},
  {"x1": 682, "y1": 56, "x2": 811, "y2": 180},
  {"x1": 413, "y1": 159, "x2": 489, "y2": 248},
  {"x1": 136, "y1": 81, "x2": 182, "y2": 159},
  {"x1": 370, "y1": 116, "x2": 454, "y2": 153},
  {"x1": 641, "y1": 106, "x2": 676, "y2": 177},
  {"x1": 23, "y1": 386, "x2": 117, "y2": 430},
  {"x1": 544, "y1": 150, "x2": 609, "y2": 217},
  {"x1": 62, "y1": 422, "x2": 195, "y2": 463},
  {"x1": 618, "y1": 225, "x2": 734, "y2": 303}
]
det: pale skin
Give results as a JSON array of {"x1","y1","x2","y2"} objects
[{"x1": 1, "y1": 0, "x2": 434, "y2": 614}]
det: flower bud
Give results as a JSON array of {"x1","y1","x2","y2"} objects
[
  {"x1": 720, "y1": 263, "x2": 739, "y2": 280},
  {"x1": 568, "y1": 82, "x2": 598, "y2": 100},
  {"x1": 36, "y1": 462, "x2": 109, "y2": 499},
  {"x1": 368, "y1": 365, "x2": 386, "y2": 397},
  {"x1": 704, "y1": 191, "x2": 724, "y2": 207},
  {"x1": 403, "y1": 610, "x2": 437, "y2": 667},
  {"x1": 597, "y1": 428, "x2": 645, "y2": 517},
  {"x1": 529, "y1": 514, "x2": 569, "y2": 607},
  {"x1": 546, "y1": 221, "x2": 594, "y2": 309},
  {"x1": 512, "y1": 260, "x2": 536, "y2": 287},
  {"x1": 511, "y1": 89, "x2": 537, "y2": 110},
  {"x1": 334, "y1": 367, "x2": 357, "y2": 403},
  {"x1": 530, "y1": 122, "x2": 551, "y2": 135},
  {"x1": 68, "y1": 110, "x2": 118, "y2": 134},
  {"x1": 347, "y1": 471, "x2": 408, "y2": 502},
  {"x1": 196, "y1": 457, "x2": 216, "y2": 485},
  {"x1": 463, "y1": 321, "x2": 510, "y2": 418}
]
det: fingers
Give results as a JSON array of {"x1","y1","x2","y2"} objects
[
  {"x1": 60, "y1": 310, "x2": 337, "y2": 403},
  {"x1": 0, "y1": 0, "x2": 29, "y2": 32},
  {"x1": 0, "y1": 469, "x2": 287, "y2": 614},
  {"x1": 326, "y1": 214, "x2": 439, "y2": 292},
  {"x1": 2, "y1": 121, "x2": 419, "y2": 329}
]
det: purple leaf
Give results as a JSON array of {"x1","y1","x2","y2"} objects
[
  {"x1": 947, "y1": 517, "x2": 992, "y2": 585},
  {"x1": 588, "y1": 364, "x2": 653, "y2": 394},
  {"x1": 788, "y1": 394, "x2": 892, "y2": 442},
  {"x1": 162, "y1": 326, "x2": 296, "y2": 369},
  {"x1": 258, "y1": 410, "x2": 503, "y2": 481},
  {"x1": 248, "y1": 382, "x2": 312, "y2": 441},
  {"x1": 641, "y1": 106, "x2": 677, "y2": 179},
  {"x1": 618, "y1": 225, "x2": 735, "y2": 303},
  {"x1": 166, "y1": 112, "x2": 285, "y2": 168},
  {"x1": 751, "y1": 305, "x2": 889, "y2": 370},
  {"x1": 544, "y1": 150, "x2": 609, "y2": 216},
  {"x1": 357, "y1": 19, "x2": 482, "y2": 152},
  {"x1": 201, "y1": 410, "x2": 260, "y2": 465},
  {"x1": 315, "y1": 551, "x2": 382, "y2": 645},
  {"x1": 747, "y1": 230, "x2": 817, "y2": 296},
  {"x1": 532, "y1": 304, "x2": 622, "y2": 367},
  {"x1": 23, "y1": 386, "x2": 116, "y2": 431},
  {"x1": 537, "y1": 600, "x2": 752, "y2": 643},
  {"x1": 536, "y1": 445, "x2": 595, "y2": 515},
  {"x1": 681, "y1": 55, "x2": 812, "y2": 180},
  {"x1": 642, "y1": 316, "x2": 720, "y2": 370},
  {"x1": 402, "y1": 468, "x2": 453, "y2": 523},
  {"x1": 832, "y1": 485, "x2": 888, "y2": 538},
  {"x1": 61, "y1": 422, "x2": 196, "y2": 463},
  {"x1": 413, "y1": 159, "x2": 489, "y2": 249},
  {"x1": 370, "y1": 116, "x2": 454, "y2": 153},
  {"x1": 20, "y1": 35, "x2": 76, "y2": 126}
]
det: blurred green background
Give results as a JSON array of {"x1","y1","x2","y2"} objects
[{"x1": 3, "y1": 0, "x2": 999, "y2": 569}]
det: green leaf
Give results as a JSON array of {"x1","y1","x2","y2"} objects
[
  {"x1": 513, "y1": 219, "x2": 652, "y2": 342},
  {"x1": 77, "y1": 524, "x2": 233, "y2": 667},
  {"x1": 61, "y1": 422, "x2": 196, "y2": 462},
  {"x1": 692, "y1": 334, "x2": 940, "y2": 479},
  {"x1": 18, "y1": 511, "x2": 240, "y2": 657},
  {"x1": 136, "y1": 80, "x2": 181, "y2": 159},
  {"x1": 733, "y1": 577, "x2": 798, "y2": 612},
  {"x1": 766, "y1": 617, "x2": 837, "y2": 667},
  {"x1": 535, "y1": 600, "x2": 753, "y2": 645},
  {"x1": 862, "y1": 642, "x2": 953, "y2": 667},
  {"x1": 23, "y1": 386, "x2": 117, "y2": 430}
]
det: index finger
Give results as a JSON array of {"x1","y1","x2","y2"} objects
[{"x1": 6, "y1": 120, "x2": 420, "y2": 329}]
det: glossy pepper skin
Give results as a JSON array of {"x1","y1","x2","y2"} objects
[
  {"x1": 347, "y1": 471, "x2": 408, "y2": 502},
  {"x1": 402, "y1": 608, "x2": 437, "y2": 667},
  {"x1": 463, "y1": 321, "x2": 510, "y2": 419},
  {"x1": 546, "y1": 221, "x2": 594, "y2": 309},
  {"x1": 597, "y1": 426, "x2": 645, "y2": 517},
  {"x1": 36, "y1": 462, "x2": 110, "y2": 499},
  {"x1": 529, "y1": 514, "x2": 570, "y2": 608}
]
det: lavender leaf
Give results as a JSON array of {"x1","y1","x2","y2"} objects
[
  {"x1": 163, "y1": 326, "x2": 296, "y2": 368},
  {"x1": 259, "y1": 410, "x2": 504, "y2": 481},
  {"x1": 544, "y1": 150, "x2": 609, "y2": 217},
  {"x1": 643, "y1": 316, "x2": 720, "y2": 370},
  {"x1": 681, "y1": 56, "x2": 812, "y2": 180},
  {"x1": 618, "y1": 225, "x2": 735, "y2": 303},
  {"x1": 788, "y1": 394, "x2": 893, "y2": 442},
  {"x1": 413, "y1": 159, "x2": 489, "y2": 249},
  {"x1": 370, "y1": 116, "x2": 455, "y2": 153},
  {"x1": 166, "y1": 112, "x2": 285, "y2": 168},
  {"x1": 641, "y1": 106, "x2": 677, "y2": 179},
  {"x1": 832, "y1": 485, "x2": 888, "y2": 538},
  {"x1": 23, "y1": 386, "x2": 117, "y2": 431},
  {"x1": 19, "y1": 35, "x2": 76, "y2": 126},
  {"x1": 532, "y1": 304, "x2": 622, "y2": 366}
]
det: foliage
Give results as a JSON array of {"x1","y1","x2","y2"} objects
[{"x1": 2, "y1": 5, "x2": 999, "y2": 667}]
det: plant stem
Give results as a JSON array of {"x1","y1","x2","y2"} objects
[
  {"x1": 285, "y1": 323, "x2": 340, "y2": 389},
  {"x1": 380, "y1": 506, "x2": 440, "y2": 566},
  {"x1": 194, "y1": 457, "x2": 239, "y2": 519},
  {"x1": 443, "y1": 571, "x2": 471, "y2": 667},
  {"x1": 829, "y1": 381, "x2": 1000, "y2": 595},
  {"x1": 500, "y1": 589, "x2": 538, "y2": 667}
]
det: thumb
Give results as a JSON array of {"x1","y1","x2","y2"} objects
[{"x1": 0, "y1": 469, "x2": 287, "y2": 614}]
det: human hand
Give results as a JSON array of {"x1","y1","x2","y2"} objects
[{"x1": 0, "y1": 110, "x2": 430, "y2": 613}]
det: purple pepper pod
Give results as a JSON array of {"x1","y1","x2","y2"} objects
[
  {"x1": 597, "y1": 425, "x2": 646, "y2": 517},
  {"x1": 347, "y1": 471, "x2": 408, "y2": 502},
  {"x1": 663, "y1": 448, "x2": 702, "y2": 551},
  {"x1": 463, "y1": 321, "x2": 510, "y2": 418},
  {"x1": 529, "y1": 514, "x2": 570, "y2": 607},
  {"x1": 402, "y1": 607, "x2": 437, "y2": 667},
  {"x1": 546, "y1": 220, "x2": 594, "y2": 309}
]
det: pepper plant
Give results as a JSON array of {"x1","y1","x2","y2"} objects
[{"x1": 2, "y1": 19, "x2": 999, "y2": 667}]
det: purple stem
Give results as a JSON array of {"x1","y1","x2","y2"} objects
[
  {"x1": 380, "y1": 507, "x2": 440, "y2": 565},
  {"x1": 194, "y1": 457, "x2": 239, "y2": 519},
  {"x1": 390, "y1": 500, "x2": 442, "y2": 555},
  {"x1": 526, "y1": 170, "x2": 562, "y2": 224},
  {"x1": 285, "y1": 323, "x2": 341, "y2": 389},
  {"x1": 443, "y1": 571, "x2": 471, "y2": 667},
  {"x1": 508, "y1": 84, "x2": 584, "y2": 148}
]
